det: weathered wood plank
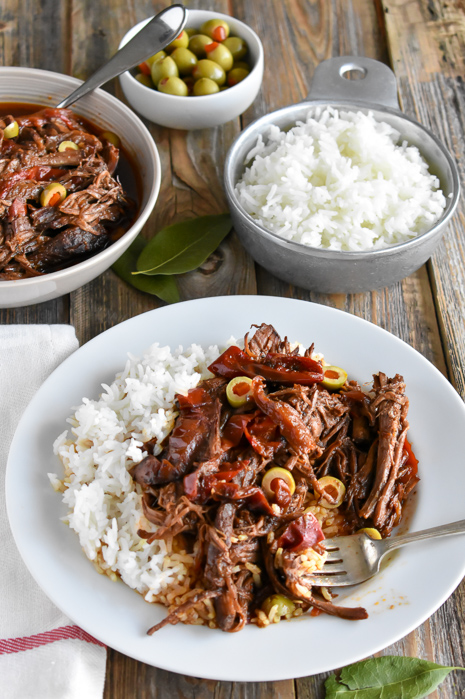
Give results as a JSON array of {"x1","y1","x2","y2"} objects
[
  {"x1": 381, "y1": 2, "x2": 465, "y2": 694},
  {"x1": 104, "y1": 655, "x2": 296, "y2": 699},
  {"x1": 0, "y1": 0, "x2": 69, "y2": 325},
  {"x1": 383, "y1": 0, "x2": 465, "y2": 395}
]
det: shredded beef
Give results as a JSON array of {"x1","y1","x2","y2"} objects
[
  {"x1": 0, "y1": 108, "x2": 134, "y2": 278},
  {"x1": 130, "y1": 324, "x2": 417, "y2": 633}
]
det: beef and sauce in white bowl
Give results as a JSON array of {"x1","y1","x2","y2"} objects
[{"x1": 0, "y1": 67, "x2": 161, "y2": 308}]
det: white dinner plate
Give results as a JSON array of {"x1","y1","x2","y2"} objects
[{"x1": 6, "y1": 296, "x2": 465, "y2": 682}]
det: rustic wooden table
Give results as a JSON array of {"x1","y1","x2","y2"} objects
[{"x1": 2, "y1": 0, "x2": 465, "y2": 696}]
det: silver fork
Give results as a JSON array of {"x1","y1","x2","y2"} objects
[{"x1": 305, "y1": 519, "x2": 465, "y2": 587}]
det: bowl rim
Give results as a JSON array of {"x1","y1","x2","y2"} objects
[
  {"x1": 118, "y1": 9, "x2": 264, "y2": 105},
  {"x1": 0, "y1": 66, "x2": 161, "y2": 289},
  {"x1": 224, "y1": 98, "x2": 461, "y2": 260}
]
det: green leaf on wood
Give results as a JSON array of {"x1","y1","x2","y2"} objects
[
  {"x1": 325, "y1": 656, "x2": 464, "y2": 699},
  {"x1": 135, "y1": 213, "x2": 232, "y2": 276},
  {"x1": 112, "y1": 235, "x2": 180, "y2": 304}
]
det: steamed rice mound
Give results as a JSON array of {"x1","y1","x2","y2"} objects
[
  {"x1": 234, "y1": 107, "x2": 447, "y2": 251},
  {"x1": 49, "y1": 342, "x2": 222, "y2": 608}
]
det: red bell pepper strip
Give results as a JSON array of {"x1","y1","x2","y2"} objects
[
  {"x1": 0, "y1": 166, "x2": 67, "y2": 198},
  {"x1": 16, "y1": 108, "x2": 79, "y2": 131},
  {"x1": 208, "y1": 345, "x2": 323, "y2": 385},
  {"x1": 399, "y1": 438, "x2": 419, "y2": 484},
  {"x1": 211, "y1": 481, "x2": 275, "y2": 515},
  {"x1": 277, "y1": 513, "x2": 324, "y2": 553},
  {"x1": 221, "y1": 412, "x2": 258, "y2": 450},
  {"x1": 243, "y1": 414, "x2": 281, "y2": 458}
]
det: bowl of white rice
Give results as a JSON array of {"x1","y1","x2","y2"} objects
[{"x1": 224, "y1": 56, "x2": 460, "y2": 293}]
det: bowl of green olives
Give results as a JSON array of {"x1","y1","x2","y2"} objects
[{"x1": 118, "y1": 10, "x2": 264, "y2": 130}]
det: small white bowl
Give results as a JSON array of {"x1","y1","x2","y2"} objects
[
  {"x1": 0, "y1": 67, "x2": 161, "y2": 308},
  {"x1": 118, "y1": 10, "x2": 264, "y2": 130}
]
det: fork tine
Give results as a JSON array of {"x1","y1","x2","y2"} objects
[
  {"x1": 303, "y1": 573, "x2": 354, "y2": 586},
  {"x1": 315, "y1": 565, "x2": 347, "y2": 574},
  {"x1": 322, "y1": 554, "x2": 343, "y2": 563}
]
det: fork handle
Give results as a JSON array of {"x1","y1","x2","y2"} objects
[{"x1": 380, "y1": 519, "x2": 465, "y2": 553}]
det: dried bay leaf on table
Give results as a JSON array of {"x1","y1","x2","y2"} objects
[
  {"x1": 112, "y1": 235, "x2": 180, "y2": 304},
  {"x1": 325, "y1": 656, "x2": 464, "y2": 699},
  {"x1": 135, "y1": 213, "x2": 232, "y2": 275}
]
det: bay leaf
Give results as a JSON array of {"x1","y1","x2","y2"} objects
[
  {"x1": 135, "y1": 213, "x2": 232, "y2": 276},
  {"x1": 112, "y1": 235, "x2": 180, "y2": 304},
  {"x1": 325, "y1": 656, "x2": 463, "y2": 699}
]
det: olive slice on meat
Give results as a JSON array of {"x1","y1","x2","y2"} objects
[
  {"x1": 101, "y1": 131, "x2": 121, "y2": 148},
  {"x1": 316, "y1": 476, "x2": 346, "y2": 509},
  {"x1": 357, "y1": 527, "x2": 382, "y2": 539},
  {"x1": 261, "y1": 594, "x2": 296, "y2": 619},
  {"x1": 262, "y1": 467, "x2": 296, "y2": 499},
  {"x1": 321, "y1": 365, "x2": 348, "y2": 390},
  {"x1": 226, "y1": 376, "x2": 252, "y2": 406},
  {"x1": 58, "y1": 140, "x2": 80, "y2": 152},
  {"x1": 4, "y1": 121, "x2": 19, "y2": 139},
  {"x1": 40, "y1": 182, "x2": 67, "y2": 207}
]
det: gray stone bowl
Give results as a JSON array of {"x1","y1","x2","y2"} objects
[{"x1": 224, "y1": 56, "x2": 460, "y2": 293}]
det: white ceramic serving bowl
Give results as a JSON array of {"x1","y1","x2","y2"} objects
[
  {"x1": 118, "y1": 10, "x2": 264, "y2": 130},
  {"x1": 0, "y1": 67, "x2": 161, "y2": 308}
]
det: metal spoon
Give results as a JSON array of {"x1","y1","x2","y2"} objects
[{"x1": 57, "y1": 4, "x2": 187, "y2": 109}]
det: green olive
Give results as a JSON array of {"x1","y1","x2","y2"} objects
[
  {"x1": 205, "y1": 42, "x2": 233, "y2": 71},
  {"x1": 165, "y1": 29, "x2": 189, "y2": 51},
  {"x1": 262, "y1": 467, "x2": 296, "y2": 500},
  {"x1": 223, "y1": 36, "x2": 248, "y2": 61},
  {"x1": 192, "y1": 78, "x2": 220, "y2": 95},
  {"x1": 170, "y1": 47, "x2": 198, "y2": 75},
  {"x1": 40, "y1": 182, "x2": 67, "y2": 207},
  {"x1": 321, "y1": 365, "x2": 348, "y2": 390},
  {"x1": 101, "y1": 131, "x2": 120, "y2": 147},
  {"x1": 232, "y1": 61, "x2": 250, "y2": 71},
  {"x1": 158, "y1": 76, "x2": 188, "y2": 96},
  {"x1": 226, "y1": 376, "x2": 252, "y2": 406},
  {"x1": 261, "y1": 594, "x2": 296, "y2": 618},
  {"x1": 357, "y1": 528, "x2": 382, "y2": 540},
  {"x1": 192, "y1": 59, "x2": 226, "y2": 86},
  {"x1": 227, "y1": 67, "x2": 249, "y2": 86},
  {"x1": 188, "y1": 34, "x2": 211, "y2": 58},
  {"x1": 146, "y1": 50, "x2": 166, "y2": 67},
  {"x1": 135, "y1": 72, "x2": 154, "y2": 88},
  {"x1": 185, "y1": 27, "x2": 197, "y2": 38},
  {"x1": 151, "y1": 56, "x2": 179, "y2": 85},
  {"x1": 200, "y1": 19, "x2": 230, "y2": 42},
  {"x1": 316, "y1": 476, "x2": 346, "y2": 509},
  {"x1": 58, "y1": 140, "x2": 79, "y2": 152},
  {"x1": 3, "y1": 121, "x2": 19, "y2": 139}
]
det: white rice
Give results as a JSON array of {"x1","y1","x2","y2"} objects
[
  {"x1": 49, "y1": 340, "x2": 229, "y2": 603},
  {"x1": 234, "y1": 107, "x2": 447, "y2": 251}
]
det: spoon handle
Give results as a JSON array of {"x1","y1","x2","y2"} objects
[{"x1": 57, "y1": 4, "x2": 187, "y2": 109}]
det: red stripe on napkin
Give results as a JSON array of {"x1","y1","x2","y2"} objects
[{"x1": 0, "y1": 625, "x2": 106, "y2": 654}]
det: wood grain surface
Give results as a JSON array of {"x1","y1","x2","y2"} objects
[{"x1": 0, "y1": 0, "x2": 464, "y2": 697}]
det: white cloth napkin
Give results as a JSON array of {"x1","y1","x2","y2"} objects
[{"x1": 0, "y1": 325, "x2": 107, "y2": 699}]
